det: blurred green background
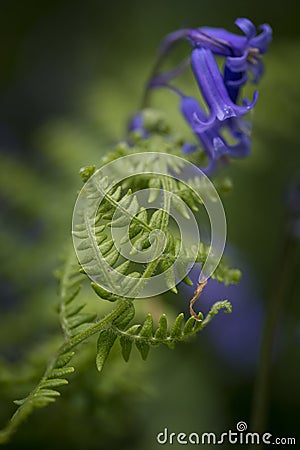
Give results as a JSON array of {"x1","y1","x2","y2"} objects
[{"x1": 0, "y1": 1, "x2": 300, "y2": 449}]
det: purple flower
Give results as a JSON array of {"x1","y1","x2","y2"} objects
[
  {"x1": 159, "y1": 18, "x2": 272, "y2": 103},
  {"x1": 188, "y1": 18, "x2": 272, "y2": 62},
  {"x1": 180, "y1": 96, "x2": 251, "y2": 174},
  {"x1": 190, "y1": 47, "x2": 258, "y2": 126},
  {"x1": 128, "y1": 113, "x2": 148, "y2": 139},
  {"x1": 131, "y1": 19, "x2": 271, "y2": 175},
  {"x1": 197, "y1": 18, "x2": 272, "y2": 102}
]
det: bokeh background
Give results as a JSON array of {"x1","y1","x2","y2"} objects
[{"x1": 1, "y1": 1, "x2": 300, "y2": 449}]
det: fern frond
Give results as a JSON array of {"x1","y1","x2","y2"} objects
[
  {"x1": 0, "y1": 293, "x2": 134, "y2": 444},
  {"x1": 55, "y1": 249, "x2": 96, "y2": 340},
  {"x1": 103, "y1": 300, "x2": 232, "y2": 363}
]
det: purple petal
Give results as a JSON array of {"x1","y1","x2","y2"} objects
[
  {"x1": 128, "y1": 113, "x2": 148, "y2": 139},
  {"x1": 128, "y1": 113, "x2": 144, "y2": 132},
  {"x1": 179, "y1": 96, "x2": 228, "y2": 168},
  {"x1": 187, "y1": 28, "x2": 232, "y2": 55},
  {"x1": 235, "y1": 18, "x2": 257, "y2": 40},
  {"x1": 225, "y1": 72, "x2": 248, "y2": 87},
  {"x1": 226, "y1": 51, "x2": 248, "y2": 72},
  {"x1": 224, "y1": 67, "x2": 247, "y2": 103},
  {"x1": 199, "y1": 27, "x2": 248, "y2": 56},
  {"x1": 227, "y1": 133, "x2": 251, "y2": 158},
  {"x1": 250, "y1": 24, "x2": 273, "y2": 54},
  {"x1": 180, "y1": 96, "x2": 217, "y2": 158},
  {"x1": 180, "y1": 94, "x2": 217, "y2": 132},
  {"x1": 212, "y1": 137, "x2": 228, "y2": 157},
  {"x1": 193, "y1": 110, "x2": 216, "y2": 131},
  {"x1": 191, "y1": 48, "x2": 257, "y2": 121},
  {"x1": 180, "y1": 96, "x2": 252, "y2": 174},
  {"x1": 191, "y1": 48, "x2": 236, "y2": 120},
  {"x1": 182, "y1": 142, "x2": 197, "y2": 154}
]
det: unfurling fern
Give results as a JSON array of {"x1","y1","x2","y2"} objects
[{"x1": 0, "y1": 108, "x2": 240, "y2": 446}]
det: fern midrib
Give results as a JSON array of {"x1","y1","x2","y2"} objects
[
  {"x1": 105, "y1": 190, "x2": 152, "y2": 232},
  {"x1": 84, "y1": 210, "x2": 116, "y2": 290},
  {"x1": 0, "y1": 299, "x2": 131, "y2": 444},
  {"x1": 112, "y1": 326, "x2": 199, "y2": 344},
  {"x1": 128, "y1": 177, "x2": 172, "y2": 298},
  {"x1": 59, "y1": 252, "x2": 77, "y2": 340},
  {"x1": 93, "y1": 177, "x2": 152, "y2": 232}
]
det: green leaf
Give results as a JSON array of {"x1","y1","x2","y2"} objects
[
  {"x1": 135, "y1": 314, "x2": 153, "y2": 360},
  {"x1": 55, "y1": 352, "x2": 75, "y2": 368},
  {"x1": 40, "y1": 379, "x2": 68, "y2": 389},
  {"x1": 154, "y1": 314, "x2": 168, "y2": 340},
  {"x1": 114, "y1": 260, "x2": 131, "y2": 275},
  {"x1": 38, "y1": 389, "x2": 61, "y2": 398},
  {"x1": 135, "y1": 340, "x2": 150, "y2": 360},
  {"x1": 148, "y1": 178, "x2": 161, "y2": 203},
  {"x1": 49, "y1": 367, "x2": 75, "y2": 378},
  {"x1": 149, "y1": 209, "x2": 164, "y2": 229},
  {"x1": 68, "y1": 313, "x2": 97, "y2": 329},
  {"x1": 91, "y1": 282, "x2": 120, "y2": 302},
  {"x1": 201, "y1": 300, "x2": 232, "y2": 329},
  {"x1": 13, "y1": 398, "x2": 27, "y2": 406},
  {"x1": 120, "y1": 336, "x2": 133, "y2": 362},
  {"x1": 170, "y1": 313, "x2": 184, "y2": 339},
  {"x1": 171, "y1": 195, "x2": 190, "y2": 219},
  {"x1": 96, "y1": 329, "x2": 117, "y2": 372},
  {"x1": 183, "y1": 316, "x2": 195, "y2": 335},
  {"x1": 139, "y1": 314, "x2": 153, "y2": 338},
  {"x1": 182, "y1": 274, "x2": 193, "y2": 286},
  {"x1": 160, "y1": 260, "x2": 177, "y2": 294},
  {"x1": 113, "y1": 302, "x2": 135, "y2": 329},
  {"x1": 79, "y1": 165, "x2": 95, "y2": 182}
]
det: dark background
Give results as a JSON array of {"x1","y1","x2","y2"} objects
[{"x1": 0, "y1": 1, "x2": 300, "y2": 449}]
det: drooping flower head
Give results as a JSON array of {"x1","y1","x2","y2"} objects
[
  {"x1": 130, "y1": 18, "x2": 272, "y2": 175},
  {"x1": 159, "y1": 18, "x2": 272, "y2": 102}
]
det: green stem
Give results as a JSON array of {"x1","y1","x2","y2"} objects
[
  {"x1": 0, "y1": 175, "x2": 173, "y2": 444},
  {"x1": 0, "y1": 299, "x2": 131, "y2": 444}
]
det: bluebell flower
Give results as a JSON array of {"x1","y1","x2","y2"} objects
[
  {"x1": 131, "y1": 18, "x2": 271, "y2": 175},
  {"x1": 190, "y1": 46, "x2": 258, "y2": 126},
  {"x1": 180, "y1": 96, "x2": 251, "y2": 174},
  {"x1": 197, "y1": 19, "x2": 272, "y2": 103},
  {"x1": 128, "y1": 113, "x2": 148, "y2": 139},
  {"x1": 159, "y1": 18, "x2": 272, "y2": 103}
]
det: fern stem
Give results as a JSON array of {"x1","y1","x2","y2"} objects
[
  {"x1": 61, "y1": 299, "x2": 131, "y2": 352},
  {"x1": 0, "y1": 299, "x2": 131, "y2": 444}
]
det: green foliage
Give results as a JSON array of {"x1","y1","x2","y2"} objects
[
  {"x1": 0, "y1": 108, "x2": 241, "y2": 445},
  {"x1": 1, "y1": 33, "x2": 300, "y2": 449},
  {"x1": 55, "y1": 251, "x2": 96, "y2": 339},
  {"x1": 115, "y1": 301, "x2": 231, "y2": 362}
]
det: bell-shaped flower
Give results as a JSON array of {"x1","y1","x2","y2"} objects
[{"x1": 180, "y1": 96, "x2": 251, "y2": 174}]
